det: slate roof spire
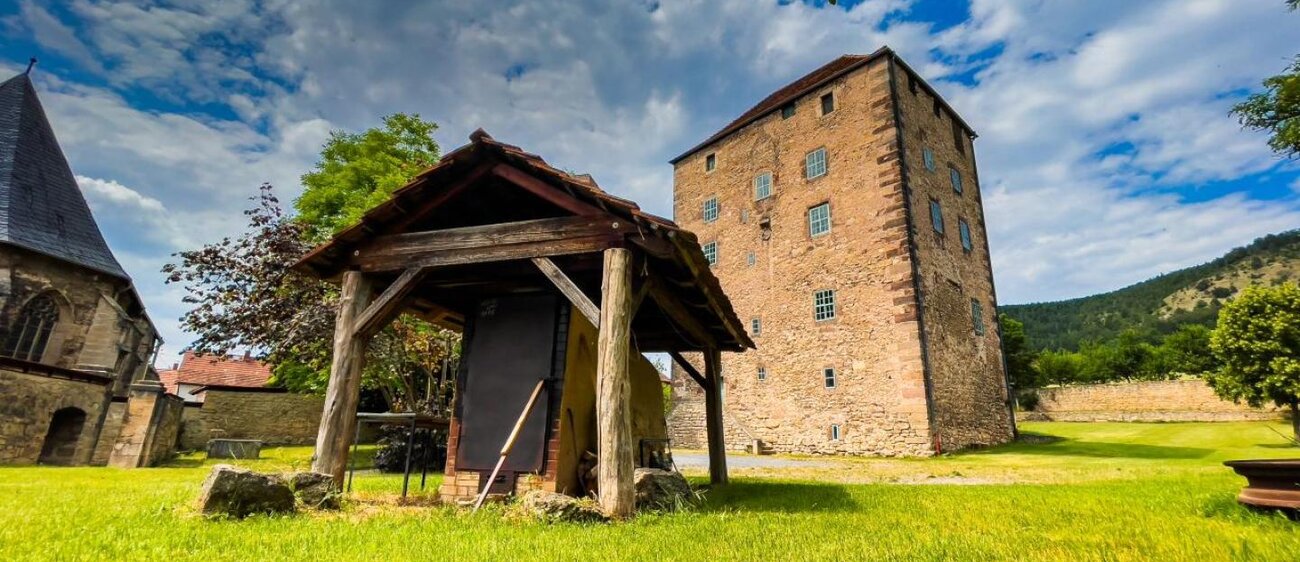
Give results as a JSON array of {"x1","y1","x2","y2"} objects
[{"x1": 0, "y1": 70, "x2": 128, "y2": 279}]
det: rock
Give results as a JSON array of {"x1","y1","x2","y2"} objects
[
  {"x1": 633, "y1": 468, "x2": 692, "y2": 511},
  {"x1": 519, "y1": 490, "x2": 607, "y2": 523},
  {"x1": 197, "y1": 464, "x2": 296, "y2": 518},
  {"x1": 206, "y1": 439, "x2": 262, "y2": 460},
  {"x1": 285, "y1": 471, "x2": 340, "y2": 510}
]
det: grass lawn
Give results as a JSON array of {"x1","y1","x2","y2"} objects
[{"x1": 0, "y1": 422, "x2": 1297, "y2": 561}]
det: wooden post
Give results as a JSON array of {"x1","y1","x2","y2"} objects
[
  {"x1": 595, "y1": 247, "x2": 635, "y2": 518},
  {"x1": 703, "y1": 347, "x2": 728, "y2": 485},
  {"x1": 312, "y1": 270, "x2": 373, "y2": 486}
]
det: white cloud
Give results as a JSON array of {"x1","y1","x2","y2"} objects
[{"x1": 76, "y1": 175, "x2": 165, "y2": 213}]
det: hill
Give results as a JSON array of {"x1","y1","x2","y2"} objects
[{"x1": 1002, "y1": 229, "x2": 1300, "y2": 351}]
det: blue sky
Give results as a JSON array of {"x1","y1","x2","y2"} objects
[{"x1": 1, "y1": 0, "x2": 1298, "y2": 366}]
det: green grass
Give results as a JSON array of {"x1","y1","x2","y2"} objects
[{"x1": 0, "y1": 422, "x2": 1297, "y2": 561}]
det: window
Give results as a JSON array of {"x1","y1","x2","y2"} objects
[
  {"x1": 814, "y1": 289, "x2": 836, "y2": 321},
  {"x1": 757, "y1": 366, "x2": 767, "y2": 381},
  {"x1": 953, "y1": 119, "x2": 966, "y2": 155},
  {"x1": 959, "y1": 219, "x2": 973, "y2": 252},
  {"x1": 908, "y1": 73, "x2": 918, "y2": 95},
  {"x1": 808, "y1": 203, "x2": 831, "y2": 237},
  {"x1": 933, "y1": 96, "x2": 941, "y2": 117},
  {"x1": 950, "y1": 167, "x2": 963, "y2": 194},
  {"x1": 747, "y1": 251, "x2": 756, "y2": 266},
  {"x1": 781, "y1": 102, "x2": 796, "y2": 119},
  {"x1": 923, "y1": 147, "x2": 935, "y2": 172},
  {"x1": 830, "y1": 424, "x2": 841, "y2": 440},
  {"x1": 823, "y1": 368, "x2": 837, "y2": 389},
  {"x1": 971, "y1": 299, "x2": 985, "y2": 336},
  {"x1": 741, "y1": 209, "x2": 749, "y2": 223},
  {"x1": 705, "y1": 153, "x2": 716, "y2": 172},
  {"x1": 754, "y1": 172, "x2": 772, "y2": 201},
  {"x1": 702, "y1": 197, "x2": 719, "y2": 223},
  {"x1": 703, "y1": 241, "x2": 718, "y2": 266},
  {"x1": 820, "y1": 92, "x2": 834, "y2": 115},
  {"x1": 805, "y1": 148, "x2": 827, "y2": 179},
  {"x1": 2, "y1": 293, "x2": 59, "y2": 362},
  {"x1": 751, "y1": 317, "x2": 761, "y2": 337},
  {"x1": 930, "y1": 199, "x2": 944, "y2": 234}
]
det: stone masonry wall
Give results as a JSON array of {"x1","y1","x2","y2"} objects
[
  {"x1": 179, "y1": 389, "x2": 323, "y2": 449},
  {"x1": 891, "y1": 63, "x2": 1015, "y2": 451},
  {"x1": 1026, "y1": 380, "x2": 1286, "y2": 422},
  {"x1": 0, "y1": 367, "x2": 110, "y2": 464},
  {"x1": 672, "y1": 57, "x2": 933, "y2": 456}
]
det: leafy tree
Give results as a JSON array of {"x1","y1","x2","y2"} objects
[
  {"x1": 999, "y1": 314, "x2": 1039, "y2": 390},
  {"x1": 1230, "y1": 0, "x2": 1299, "y2": 158},
  {"x1": 1157, "y1": 324, "x2": 1220, "y2": 375},
  {"x1": 1033, "y1": 350, "x2": 1081, "y2": 386},
  {"x1": 1207, "y1": 283, "x2": 1300, "y2": 439},
  {"x1": 295, "y1": 113, "x2": 441, "y2": 241}
]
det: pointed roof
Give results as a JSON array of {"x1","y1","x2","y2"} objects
[{"x1": 0, "y1": 72, "x2": 128, "y2": 279}]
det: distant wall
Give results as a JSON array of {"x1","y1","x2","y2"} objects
[
  {"x1": 179, "y1": 389, "x2": 323, "y2": 449},
  {"x1": 1024, "y1": 379, "x2": 1285, "y2": 422}
]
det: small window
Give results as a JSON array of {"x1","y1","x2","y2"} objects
[
  {"x1": 953, "y1": 119, "x2": 966, "y2": 155},
  {"x1": 933, "y1": 96, "x2": 941, "y2": 117},
  {"x1": 971, "y1": 299, "x2": 985, "y2": 336},
  {"x1": 805, "y1": 148, "x2": 827, "y2": 179},
  {"x1": 703, "y1": 241, "x2": 718, "y2": 266},
  {"x1": 823, "y1": 368, "x2": 837, "y2": 389},
  {"x1": 930, "y1": 199, "x2": 944, "y2": 234},
  {"x1": 705, "y1": 153, "x2": 716, "y2": 172},
  {"x1": 908, "y1": 73, "x2": 918, "y2": 95},
  {"x1": 808, "y1": 203, "x2": 831, "y2": 237},
  {"x1": 950, "y1": 167, "x2": 963, "y2": 194},
  {"x1": 923, "y1": 148, "x2": 935, "y2": 172},
  {"x1": 820, "y1": 92, "x2": 834, "y2": 115},
  {"x1": 814, "y1": 289, "x2": 836, "y2": 321},
  {"x1": 754, "y1": 172, "x2": 772, "y2": 201},
  {"x1": 747, "y1": 251, "x2": 756, "y2": 266},
  {"x1": 959, "y1": 220, "x2": 973, "y2": 252},
  {"x1": 757, "y1": 366, "x2": 767, "y2": 381},
  {"x1": 751, "y1": 317, "x2": 761, "y2": 337},
  {"x1": 741, "y1": 209, "x2": 749, "y2": 224},
  {"x1": 703, "y1": 197, "x2": 719, "y2": 223},
  {"x1": 781, "y1": 102, "x2": 796, "y2": 119},
  {"x1": 830, "y1": 424, "x2": 841, "y2": 440}
]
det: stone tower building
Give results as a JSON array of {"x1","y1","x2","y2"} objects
[{"x1": 668, "y1": 47, "x2": 1015, "y2": 456}]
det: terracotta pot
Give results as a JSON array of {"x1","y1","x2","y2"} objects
[{"x1": 1224, "y1": 459, "x2": 1300, "y2": 513}]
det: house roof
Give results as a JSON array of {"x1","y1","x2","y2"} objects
[
  {"x1": 158, "y1": 350, "x2": 273, "y2": 394},
  {"x1": 295, "y1": 130, "x2": 754, "y2": 352},
  {"x1": 669, "y1": 46, "x2": 976, "y2": 164},
  {"x1": 0, "y1": 72, "x2": 128, "y2": 279}
]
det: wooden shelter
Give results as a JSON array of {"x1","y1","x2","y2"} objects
[{"x1": 294, "y1": 130, "x2": 752, "y2": 517}]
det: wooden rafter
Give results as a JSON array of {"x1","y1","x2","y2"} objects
[
  {"x1": 387, "y1": 163, "x2": 493, "y2": 234},
  {"x1": 352, "y1": 267, "x2": 428, "y2": 338},
  {"x1": 668, "y1": 350, "x2": 709, "y2": 390},
  {"x1": 492, "y1": 163, "x2": 605, "y2": 217},
  {"x1": 645, "y1": 276, "x2": 716, "y2": 349},
  {"x1": 531, "y1": 257, "x2": 600, "y2": 329}
]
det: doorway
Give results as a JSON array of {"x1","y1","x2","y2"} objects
[{"x1": 38, "y1": 407, "x2": 86, "y2": 465}]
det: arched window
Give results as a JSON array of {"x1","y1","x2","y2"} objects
[{"x1": 3, "y1": 293, "x2": 60, "y2": 362}]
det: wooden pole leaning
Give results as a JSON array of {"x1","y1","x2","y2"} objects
[
  {"x1": 703, "y1": 346, "x2": 728, "y2": 485},
  {"x1": 595, "y1": 247, "x2": 636, "y2": 519},
  {"x1": 472, "y1": 379, "x2": 547, "y2": 512},
  {"x1": 312, "y1": 270, "x2": 373, "y2": 486}
]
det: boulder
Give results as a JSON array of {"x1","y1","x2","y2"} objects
[
  {"x1": 519, "y1": 490, "x2": 608, "y2": 523},
  {"x1": 633, "y1": 468, "x2": 692, "y2": 511},
  {"x1": 197, "y1": 464, "x2": 296, "y2": 518},
  {"x1": 285, "y1": 471, "x2": 340, "y2": 510}
]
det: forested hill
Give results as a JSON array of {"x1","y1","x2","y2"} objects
[{"x1": 1002, "y1": 229, "x2": 1300, "y2": 351}]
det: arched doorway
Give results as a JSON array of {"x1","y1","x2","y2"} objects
[{"x1": 38, "y1": 407, "x2": 86, "y2": 465}]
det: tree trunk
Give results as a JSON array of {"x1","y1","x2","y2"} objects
[
  {"x1": 311, "y1": 271, "x2": 373, "y2": 486},
  {"x1": 595, "y1": 247, "x2": 635, "y2": 519},
  {"x1": 704, "y1": 347, "x2": 728, "y2": 485},
  {"x1": 1292, "y1": 400, "x2": 1299, "y2": 443}
]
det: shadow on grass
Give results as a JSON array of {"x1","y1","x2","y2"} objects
[
  {"x1": 961, "y1": 432, "x2": 1213, "y2": 460},
  {"x1": 697, "y1": 480, "x2": 859, "y2": 514}
]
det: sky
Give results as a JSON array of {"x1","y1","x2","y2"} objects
[{"x1": 1, "y1": 0, "x2": 1298, "y2": 368}]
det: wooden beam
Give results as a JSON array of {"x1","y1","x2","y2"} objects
[
  {"x1": 353, "y1": 216, "x2": 632, "y2": 272},
  {"x1": 492, "y1": 163, "x2": 605, "y2": 216},
  {"x1": 645, "y1": 277, "x2": 716, "y2": 349},
  {"x1": 312, "y1": 271, "x2": 373, "y2": 486},
  {"x1": 703, "y1": 347, "x2": 728, "y2": 485},
  {"x1": 352, "y1": 267, "x2": 427, "y2": 338},
  {"x1": 667, "y1": 235, "x2": 750, "y2": 347},
  {"x1": 531, "y1": 257, "x2": 600, "y2": 329},
  {"x1": 386, "y1": 163, "x2": 493, "y2": 233},
  {"x1": 595, "y1": 247, "x2": 635, "y2": 519},
  {"x1": 668, "y1": 350, "x2": 709, "y2": 391}
]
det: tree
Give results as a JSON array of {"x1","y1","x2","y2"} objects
[
  {"x1": 1231, "y1": 1, "x2": 1299, "y2": 159},
  {"x1": 999, "y1": 314, "x2": 1039, "y2": 390},
  {"x1": 1157, "y1": 324, "x2": 1220, "y2": 375},
  {"x1": 1207, "y1": 283, "x2": 1300, "y2": 440},
  {"x1": 1033, "y1": 350, "x2": 1081, "y2": 386},
  {"x1": 295, "y1": 113, "x2": 441, "y2": 241}
]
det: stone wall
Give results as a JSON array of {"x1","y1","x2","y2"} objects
[
  {"x1": 1025, "y1": 380, "x2": 1286, "y2": 422},
  {"x1": 0, "y1": 364, "x2": 111, "y2": 464},
  {"x1": 89, "y1": 399, "x2": 127, "y2": 465},
  {"x1": 179, "y1": 389, "x2": 323, "y2": 450},
  {"x1": 891, "y1": 62, "x2": 1015, "y2": 451}
]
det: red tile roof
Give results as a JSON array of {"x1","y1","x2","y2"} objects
[{"x1": 158, "y1": 350, "x2": 272, "y2": 394}]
